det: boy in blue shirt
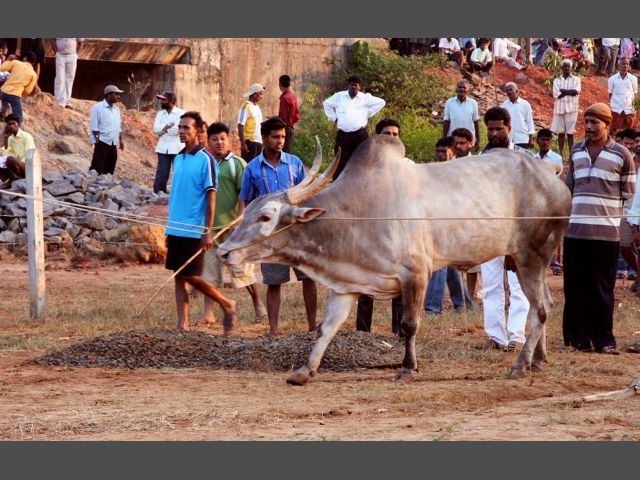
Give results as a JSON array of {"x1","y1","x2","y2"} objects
[{"x1": 239, "y1": 117, "x2": 317, "y2": 336}]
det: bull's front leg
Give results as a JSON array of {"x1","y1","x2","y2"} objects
[
  {"x1": 286, "y1": 291, "x2": 357, "y2": 386},
  {"x1": 396, "y1": 277, "x2": 427, "y2": 382}
]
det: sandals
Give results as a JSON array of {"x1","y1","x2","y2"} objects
[
  {"x1": 627, "y1": 344, "x2": 640, "y2": 354},
  {"x1": 598, "y1": 345, "x2": 620, "y2": 355}
]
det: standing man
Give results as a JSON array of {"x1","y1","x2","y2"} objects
[
  {"x1": 0, "y1": 51, "x2": 38, "y2": 123},
  {"x1": 451, "y1": 127, "x2": 480, "y2": 302},
  {"x1": 443, "y1": 80, "x2": 480, "y2": 150},
  {"x1": 562, "y1": 103, "x2": 635, "y2": 355},
  {"x1": 608, "y1": 57, "x2": 638, "y2": 137},
  {"x1": 0, "y1": 113, "x2": 36, "y2": 188},
  {"x1": 237, "y1": 83, "x2": 264, "y2": 162},
  {"x1": 599, "y1": 38, "x2": 620, "y2": 77},
  {"x1": 551, "y1": 59, "x2": 581, "y2": 159},
  {"x1": 89, "y1": 85, "x2": 124, "y2": 175},
  {"x1": 152, "y1": 91, "x2": 184, "y2": 193},
  {"x1": 356, "y1": 118, "x2": 405, "y2": 335},
  {"x1": 323, "y1": 76, "x2": 386, "y2": 179},
  {"x1": 424, "y1": 136, "x2": 475, "y2": 315},
  {"x1": 239, "y1": 117, "x2": 317, "y2": 336},
  {"x1": 480, "y1": 107, "x2": 532, "y2": 351},
  {"x1": 278, "y1": 74, "x2": 300, "y2": 153},
  {"x1": 199, "y1": 122, "x2": 268, "y2": 330},
  {"x1": 617, "y1": 129, "x2": 639, "y2": 292},
  {"x1": 165, "y1": 111, "x2": 237, "y2": 333},
  {"x1": 501, "y1": 82, "x2": 535, "y2": 149},
  {"x1": 51, "y1": 37, "x2": 83, "y2": 109}
]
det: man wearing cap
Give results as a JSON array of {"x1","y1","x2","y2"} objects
[
  {"x1": 152, "y1": 92, "x2": 184, "y2": 193},
  {"x1": 89, "y1": 84, "x2": 124, "y2": 175},
  {"x1": 608, "y1": 57, "x2": 638, "y2": 137},
  {"x1": 323, "y1": 76, "x2": 386, "y2": 179},
  {"x1": 552, "y1": 59, "x2": 581, "y2": 159},
  {"x1": 237, "y1": 83, "x2": 264, "y2": 162},
  {"x1": 563, "y1": 103, "x2": 636, "y2": 355}
]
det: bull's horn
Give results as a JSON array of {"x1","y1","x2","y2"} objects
[{"x1": 287, "y1": 147, "x2": 341, "y2": 205}]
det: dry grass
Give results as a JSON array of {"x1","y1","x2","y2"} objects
[{"x1": 2, "y1": 261, "x2": 640, "y2": 440}]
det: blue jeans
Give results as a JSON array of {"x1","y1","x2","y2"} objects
[
  {"x1": 0, "y1": 92, "x2": 23, "y2": 123},
  {"x1": 424, "y1": 268, "x2": 475, "y2": 314}
]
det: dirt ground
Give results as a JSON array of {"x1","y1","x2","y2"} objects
[{"x1": 1, "y1": 260, "x2": 640, "y2": 440}]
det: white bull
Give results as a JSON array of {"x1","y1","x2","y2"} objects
[{"x1": 218, "y1": 136, "x2": 572, "y2": 385}]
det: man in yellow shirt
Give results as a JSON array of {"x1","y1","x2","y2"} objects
[
  {"x1": 0, "y1": 51, "x2": 38, "y2": 123},
  {"x1": 0, "y1": 113, "x2": 36, "y2": 188}
]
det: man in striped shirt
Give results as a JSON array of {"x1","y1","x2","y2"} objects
[{"x1": 562, "y1": 103, "x2": 636, "y2": 355}]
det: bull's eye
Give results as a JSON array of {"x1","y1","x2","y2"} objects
[{"x1": 258, "y1": 215, "x2": 271, "y2": 223}]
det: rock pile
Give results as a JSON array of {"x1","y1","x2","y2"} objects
[
  {"x1": 0, "y1": 170, "x2": 168, "y2": 262},
  {"x1": 29, "y1": 329, "x2": 403, "y2": 371}
]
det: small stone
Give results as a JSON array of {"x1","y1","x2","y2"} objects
[
  {"x1": 42, "y1": 171, "x2": 64, "y2": 184},
  {"x1": 44, "y1": 180, "x2": 77, "y2": 197},
  {"x1": 44, "y1": 227, "x2": 66, "y2": 237},
  {"x1": 105, "y1": 218, "x2": 119, "y2": 230},
  {"x1": 10, "y1": 179, "x2": 27, "y2": 192},
  {"x1": 7, "y1": 204, "x2": 26, "y2": 217},
  {"x1": 50, "y1": 138, "x2": 75, "y2": 155},
  {"x1": 0, "y1": 231, "x2": 18, "y2": 243},
  {"x1": 47, "y1": 235, "x2": 63, "y2": 244},
  {"x1": 8, "y1": 218, "x2": 23, "y2": 233},
  {"x1": 103, "y1": 198, "x2": 119, "y2": 212},
  {"x1": 17, "y1": 233, "x2": 27, "y2": 245},
  {"x1": 78, "y1": 212, "x2": 106, "y2": 230},
  {"x1": 66, "y1": 224, "x2": 81, "y2": 238},
  {"x1": 61, "y1": 192, "x2": 86, "y2": 204}
]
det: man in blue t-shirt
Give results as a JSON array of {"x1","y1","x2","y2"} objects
[
  {"x1": 165, "y1": 111, "x2": 237, "y2": 333},
  {"x1": 239, "y1": 116, "x2": 317, "y2": 336}
]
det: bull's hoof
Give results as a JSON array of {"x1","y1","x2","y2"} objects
[
  {"x1": 507, "y1": 366, "x2": 529, "y2": 379},
  {"x1": 531, "y1": 362, "x2": 545, "y2": 372},
  {"x1": 394, "y1": 367, "x2": 416, "y2": 382},
  {"x1": 286, "y1": 367, "x2": 311, "y2": 386}
]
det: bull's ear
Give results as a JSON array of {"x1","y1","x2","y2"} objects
[{"x1": 292, "y1": 207, "x2": 326, "y2": 223}]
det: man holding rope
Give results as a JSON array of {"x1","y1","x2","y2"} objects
[{"x1": 165, "y1": 111, "x2": 237, "y2": 333}]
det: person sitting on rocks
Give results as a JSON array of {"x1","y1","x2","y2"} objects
[
  {"x1": 0, "y1": 113, "x2": 35, "y2": 188},
  {"x1": 467, "y1": 38, "x2": 493, "y2": 75}
]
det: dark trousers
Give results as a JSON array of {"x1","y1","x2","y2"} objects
[
  {"x1": 242, "y1": 140, "x2": 262, "y2": 162},
  {"x1": 468, "y1": 60, "x2": 493, "y2": 73},
  {"x1": 0, "y1": 92, "x2": 23, "y2": 123},
  {"x1": 154, "y1": 153, "x2": 175, "y2": 193},
  {"x1": 562, "y1": 237, "x2": 618, "y2": 351},
  {"x1": 356, "y1": 295, "x2": 403, "y2": 334},
  {"x1": 283, "y1": 126, "x2": 295, "y2": 153},
  {"x1": 90, "y1": 141, "x2": 118, "y2": 175},
  {"x1": 0, "y1": 156, "x2": 25, "y2": 182},
  {"x1": 333, "y1": 128, "x2": 369, "y2": 179},
  {"x1": 2, "y1": 38, "x2": 17, "y2": 55}
]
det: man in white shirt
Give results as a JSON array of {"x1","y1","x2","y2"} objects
[
  {"x1": 500, "y1": 82, "x2": 535, "y2": 148},
  {"x1": 480, "y1": 107, "x2": 532, "y2": 351},
  {"x1": 599, "y1": 38, "x2": 620, "y2": 76},
  {"x1": 467, "y1": 38, "x2": 493, "y2": 74},
  {"x1": 608, "y1": 57, "x2": 638, "y2": 136},
  {"x1": 442, "y1": 80, "x2": 480, "y2": 150},
  {"x1": 89, "y1": 84, "x2": 124, "y2": 175},
  {"x1": 533, "y1": 128, "x2": 563, "y2": 175},
  {"x1": 152, "y1": 91, "x2": 185, "y2": 193},
  {"x1": 323, "y1": 75, "x2": 386, "y2": 179},
  {"x1": 492, "y1": 38, "x2": 527, "y2": 71},
  {"x1": 438, "y1": 38, "x2": 463, "y2": 67},
  {"x1": 551, "y1": 59, "x2": 581, "y2": 159},
  {"x1": 51, "y1": 38, "x2": 83, "y2": 108}
]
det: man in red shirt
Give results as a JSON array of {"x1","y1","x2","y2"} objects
[{"x1": 278, "y1": 74, "x2": 300, "y2": 153}]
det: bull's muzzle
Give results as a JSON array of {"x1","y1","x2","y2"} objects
[{"x1": 216, "y1": 247, "x2": 231, "y2": 263}]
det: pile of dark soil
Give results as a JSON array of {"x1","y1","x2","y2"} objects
[{"x1": 29, "y1": 329, "x2": 403, "y2": 372}]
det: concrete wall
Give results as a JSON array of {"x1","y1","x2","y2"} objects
[{"x1": 118, "y1": 38, "x2": 386, "y2": 127}]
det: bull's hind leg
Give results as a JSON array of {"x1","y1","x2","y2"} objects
[
  {"x1": 508, "y1": 254, "x2": 549, "y2": 379},
  {"x1": 286, "y1": 291, "x2": 357, "y2": 386},
  {"x1": 396, "y1": 278, "x2": 428, "y2": 382}
]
